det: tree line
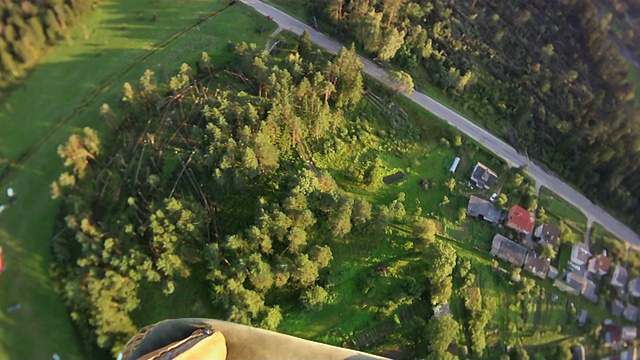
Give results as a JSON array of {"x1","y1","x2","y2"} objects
[
  {"x1": 0, "y1": 0, "x2": 98, "y2": 91},
  {"x1": 312, "y1": 0, "x2": 640, "y2": 232}
]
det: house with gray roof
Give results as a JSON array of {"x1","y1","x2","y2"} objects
[
  {"x1": 611, "y1": 265, "x2": 629, "y2": 289},
  {"x1": 534, "y1": 223, "x2": 560, "y2": 247},
  {"x1": 622, "y1": 326, "x2": 637, "y2": 341},
  {"x1": 612, "y1": 299, "x2": 625, "y2": 317},
  {"x1": 524, "y1": 253, "x2": 550, "y2": 279},
  {"x1": 555, "y1": 271, "x2": 587, "y2": 296},
  {"x1": 470, "y1": 162, "x2": 498, "y2": 190},
  {"x1": 582, "y1": 279, "x2": 598, "y2": 303},
  {"x1": 467, "y1": 196, "x2": 503, "y2": 224},
  {"x1": 571, "y1": 345, "x2": 585, "y2": 360},
  {"x1": 629, "y1": 277, "x2": 640, "y2": 297},
  {"x1": 490, "y1": 234, "x2": 527, "y2": 267},
  {"x1": 570, "y1": 243, "x2": 590, "y2": 268},
  {"x1": 621, "y1": 347, "x2": 637, "y2": 360},
  {"x1": 624, "y1": 304, "x2": 639, "y2": 322},
  {"x1": 577, "y1": 310, "x2": 588, "y2": 326}
]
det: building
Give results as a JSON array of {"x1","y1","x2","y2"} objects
[
  {"x1": 622, "y1": 326, "x2": 637, "y2": 341},
  {"x1": 523, "y1": 253, "x2": 550, "y2": 279},
  {"x1": 577, "y1": 310, "x2": 588, "y2": 326},
  {"x1": 571, "y1": 345, "x2": 586, "y2": 360},
  {"x1": 611, "y1": 265, "x2": 629, "y2": 289},
  {"x1": 506, "y1": 205, "x2": 534, "y2": 234},
  {"x1": 583, "y1": 279, "x2": 598, "y2": 303},
  {"x1": 612, "y1": 299, "x2": 625, "y2": 317},
  {"x1": 555, "y1": 271, "x2": 587, "y2": 296},
  {"x1": 534, "y1": 223, "x2": 560, "y2": 247},
  {"x1": 624, "y1": 304, "x2": 639, "y2": 322},
  {"x1": 470, "y1": 162, "x2": 498, "y2": 190},
  {"x1": 604, "y1": 324, "x2": 624, "y2": 349},
  {"x1": 620, "y1": 347, "x2": 637, "y2": 360},
  {"x1": 629, "y1": 277, "x2": 640, "y2": 297},
  {"x1": 569, "y1": 243, "x2": 590, "y2": 268},
  {"x1": 547, "y1": 266, "x2": 559, "y2": 280},
  {"x1": 449, "y1": 157, "x2": 461, "y2": 173},
  {"x1": 587, "y1": 253, "x2": 611, "y2": 276},
  {"x1": 490, "y1": 234, "x2": 528, "y2": 267},
  {"x1": 467, "y1": 196, "x2": 503, "y2": 224}
]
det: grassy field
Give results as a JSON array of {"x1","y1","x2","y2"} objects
[
  {"x1": 539, "y1": 187, "x2": 588, "y2": 231},
  {"x1": 0, "y1": 1, "x2": 275, "y2": 358}
]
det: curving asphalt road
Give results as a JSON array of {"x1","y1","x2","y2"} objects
[{"x1": 241, "y1": 0, "x2": 640, "y2": 247}]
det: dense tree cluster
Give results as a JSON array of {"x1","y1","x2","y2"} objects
[
  {"x1": 456, "y1": 259, "x2": 489, "y2": 356},
  {"x1": 50, "y1": 38, "x2": 373, "y2": 355},
  {"x1": 0, "y1": 0, "x2": 99, "y2": 89},
  {"x1": 424, "y1": 240, "x2": 456, "y2": 306},
  {"x1": 313, "y1": 0, "x2": 640, "y2": 231}
]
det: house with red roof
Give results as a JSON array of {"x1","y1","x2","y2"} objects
[
  {"x1": 587, "y1": 253, "x2": 611, "y2": 276},
  {"x1": 506, "y1": 205, "x2": 534, "y2": 234}
]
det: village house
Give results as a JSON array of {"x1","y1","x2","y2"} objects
[
  {"x1": 523, "y1": 253, "x2": 550, "y2": 279},
  {"x1": 571, "y1": 345, "x2": 586, "y2": 360},
  {"x1": 490, "y1": 234, "x2": 527, "y2": 267},
  {"x1": 534, "y1": 223, "x2": 560, "y2": 247},
  {"x1": 620, "y1": 347, "x2": 638, "y2": 360},
  {"x1": 583, "y1": 279, "x2": 598, "y2": 303},
  {"x1": 470, "y1": 162, "x2": 498, "y2": 190},
  {"x1": 577, "y1": 310, "x2": 588, "y2": 326},
  {"x1": 587, "y1": 253, "x2": 611, "y2": 276},
  {"x1": 628, "y1": 277, "x2": 640, "y2": 297},
  {"x1": 612, "y1": 299, "x2": 625, "y2": 317},
  {"x1": 569, "y1": 243, "x2": 590, "y2": 269},
  {"x1": 556, "y1": 271, "x2": 587, "y2": 296},
  {"x1": 505, "y1": 205, "x2": 534, "y2": 234},
  {"x1": 604, "y1": 324, "x2": 624, "y2": 349},
  {"x1": 467, "y1": 196, "x2": 503, "y2": 224},
  {"x1": 622, "y1": 326, "x2": 637, "y2": 341},
  {"x1": 624, "y1": 304, "x2": 639, "y2": 322},
  {"x1": 611, "y1": 265, "x2": 629, "y2": 290}
]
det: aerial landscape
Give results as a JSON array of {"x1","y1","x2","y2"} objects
[{"x1": 1, "y1": 0, "x2": 640, "y2": 359}]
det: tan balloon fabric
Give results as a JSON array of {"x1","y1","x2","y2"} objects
[{"x1": 174, "y1": 331, "x2": 227, "y2": 360}]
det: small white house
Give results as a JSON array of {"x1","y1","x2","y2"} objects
[{"x1": 449, "y1": 157, "x2": 461, "y2": 173}]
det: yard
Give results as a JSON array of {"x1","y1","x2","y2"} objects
[
  {"x1": 539, "y1": 187, "x2": 588, "y2": 231},
  {"x1": 0, "y1": 2, "x2": 276, "y2": 358}
]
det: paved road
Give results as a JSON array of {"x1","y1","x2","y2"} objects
[{"x1": 241, "y1": 0, "x2": 640, "y2": 247}]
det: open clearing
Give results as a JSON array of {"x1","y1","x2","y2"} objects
[{"x1": 0, "y1": 1, "x2": 274, "y2": 358}]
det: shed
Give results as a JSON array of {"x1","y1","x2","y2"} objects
[{"x1": 449, "y1": 157, "x2": 461, "y2": 173}]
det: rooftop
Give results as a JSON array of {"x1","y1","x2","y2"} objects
[
  {"x1": 587, "y1": 254, "x2": 611, "y2": 275},
  {"x1": 570, "y1": 243, "x2": 591, "y2": 267},
  {"x1": 467, "y1": 196, "x2": 503, "y2": 223},
  {"x1": 612, "y1": 299, "x2": 625, "y2": 317},
  {"x1": 470, "y1": 162, "x2": 498, "y2": 189},
  {"x1": 624, "y1": 304, "x2": 639, "y2": 322},
  {"x1": 612, "y1": 265, "x2": 629, "y2": 289},
  {"x1": 506, "y1": 205, "x2": 534, "y2": 234},
  {"x1": 524, "y1": 253, "x2": 550, "y2": 279},
  {"x1": 629, "y1": 278, "x2": 640, "y2": 297},
  {"x1": 490, "y1": 234, "x2": 527, "y2": 267},
  {"x1": 535, "y1": 223, "x2": 560, "y2": 247}
]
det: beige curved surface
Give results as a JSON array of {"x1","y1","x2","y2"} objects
[{"x1": 126, "y1": 318, "x2": 388, "y2": 360}]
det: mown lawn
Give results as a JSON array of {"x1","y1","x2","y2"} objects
[
  {"x1": 539, "y1": 187, "x2": 588, "y2": 231},
  {"x1": 0, "y1": 2, "x2": 275, "y2": 359},
  {"x1": 264, "y1": 0, "x2": 310, "y2": 21}
]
